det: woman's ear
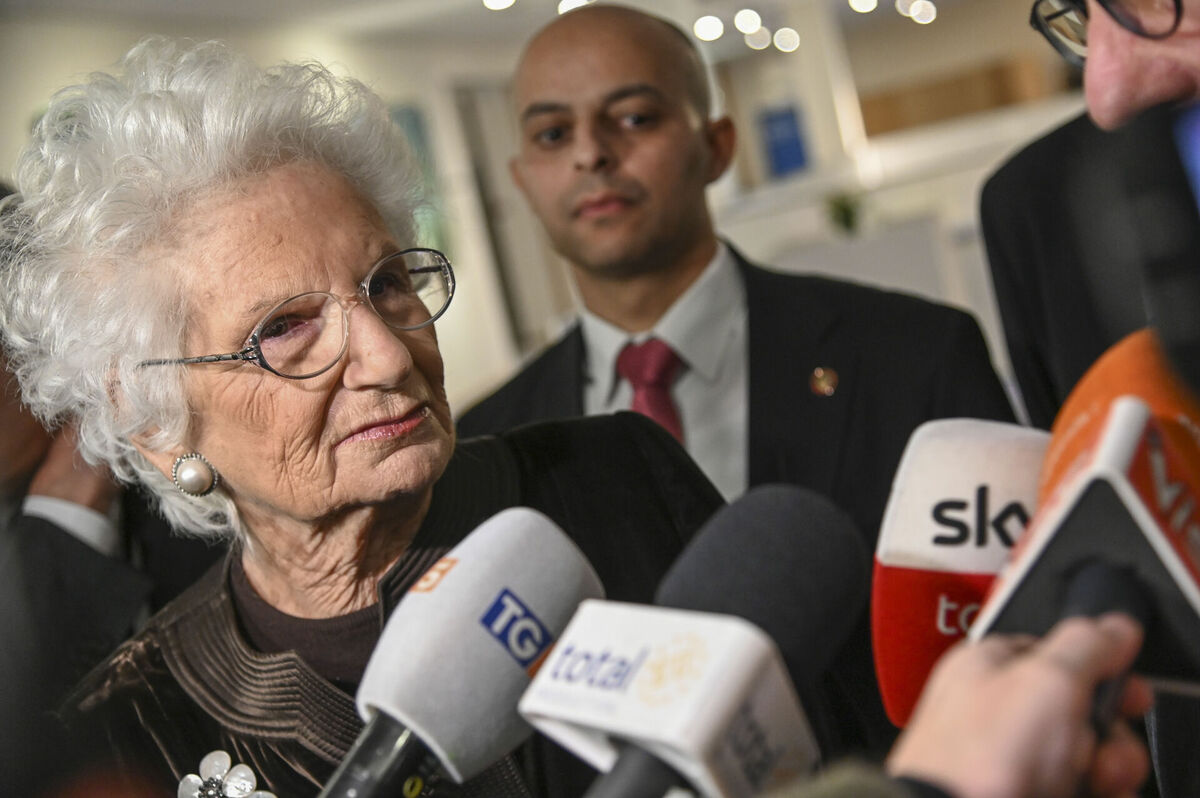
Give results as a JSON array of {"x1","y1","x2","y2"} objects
[{"x1": 130, "y1": 431, "x2": 185, "y2": 483}]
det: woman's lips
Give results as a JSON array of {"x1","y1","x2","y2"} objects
[{"x1": 338, "y1": 406, "x2": 431, "y2": 446}]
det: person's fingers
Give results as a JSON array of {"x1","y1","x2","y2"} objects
[
  {"x1": 1035, "y1": 613, "x2": 1143, "y2": 683},
  {"x1": 1117, "y1": 673, "x2": 1154, "y2": 718},
  {"x1": 1087, "y1": 721, "x2": 1151, "y2": 796},
  {"x1": 957, "y1": 633, "x2": 1038, "y2": 671}
]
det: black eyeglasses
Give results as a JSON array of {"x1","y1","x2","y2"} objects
[
  {"x1": 1030, "y1": 0, "x2": 1182, "y2": 66},
  {"x1": 138, "y1": 248, "x2": 455, "y2": 380}
]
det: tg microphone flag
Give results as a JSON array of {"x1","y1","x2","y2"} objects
[{"x1": 319, "y1": 507, "x2": 604, "y2": 798}]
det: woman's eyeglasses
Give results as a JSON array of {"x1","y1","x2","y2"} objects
[
  {"x1": 138, "y1": 248, "x2": 455, "y2": 380},
  {"x1": 1030, "y1": 0, "x2": 1182, "y2": 66}
]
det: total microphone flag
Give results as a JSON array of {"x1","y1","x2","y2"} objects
[{"x1": 519, "y1": 599, "x2": 819, "y2": 798}]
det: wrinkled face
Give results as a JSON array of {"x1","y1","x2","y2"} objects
[
  {"x1": 160, "y1": 161, "x2": 454, "y2": 530},
  {"x1": 1085, "y1": 0, "x2": 1200, "y2": 128},
  {"x1": 510, "y1": 14, "x2": 725, "y2": 279}
]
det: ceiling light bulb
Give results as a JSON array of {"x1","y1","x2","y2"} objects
[
  {"x1": 849, "y1": 0, "x2": 878, "y2": 12},
  {"x1": 773, "y1": 26, "x2": 800, "y2": 52},
  {"x1": 895, "y1": 0, "x2": 916, "y2": 15},
  {"x1": 694, "y1": 15, "x2": 725, "y2": 41},
  {"x1": 745, "y1": 26, "x2": 772, "y2": 49},
  {"x1": 557, "y1": 0, "x2": 590, "y2": 12},
  {"x1": 483, "y1": 0, "x2": 515, "y2": 9},
  {"x1": 910, "y1": 0, "x2": 937, "y2": 22},
  {"x1": 734, "y1": 9, "x2": 762, "y2": 33}
]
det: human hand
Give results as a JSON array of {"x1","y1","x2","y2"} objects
[
  {"x1": 886, "y1": 613, "x2": 1152, "y2": 798},
  {"x1": 27, "y1": 423, "x2": 121, "y2": 514}
]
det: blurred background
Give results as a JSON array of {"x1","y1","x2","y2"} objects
[{"x1": 0, "y1": 0, "x2": 1077, "y2": 414}]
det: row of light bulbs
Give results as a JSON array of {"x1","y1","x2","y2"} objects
[
  {"x1": 883, "y1": 0, "x2": 940, "y2": 24},
  {"x1": 693, "y1": 9, "x2": 802, "y2": 52},
  {"x1": 480, "y1": 0, "x2": 937, "y2": 35}
]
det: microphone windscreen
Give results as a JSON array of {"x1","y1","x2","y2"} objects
[
  {"x1": 357, "y1": 507, "x2": 604, "y2": 782},
  {"x1": 654, "y1": 484, "x2": 868, "y2": 688},
  {"x1": 1041, "y1": 328, "x2": 1200, "y2": 505},
  {"x1": 872, "y1": 419, "x2": 1046, "y2": 726}
]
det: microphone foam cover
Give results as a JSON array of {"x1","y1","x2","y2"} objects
[
  {"x1": 357, "y1": 507, "x2": 604, "y2": 782},
  {"x1": 654, "y1": 484, "x2": 868, "y2": 688},
  {"x1": 1041, "y1": 328, "x2": 1200, "y2": 504}
]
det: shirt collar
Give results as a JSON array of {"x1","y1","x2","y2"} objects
[{"x1": 580, "y1": 242, "x2": 745, "y2": 401}]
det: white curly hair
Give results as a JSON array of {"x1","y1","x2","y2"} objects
[{"x1": 0, "y1": 37, "x2": 424, "y2": 539}]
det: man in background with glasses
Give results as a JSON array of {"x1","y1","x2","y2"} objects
[
  {"x1": 1031, "y1": 0, "x2": 1193, "y2": 130},
  {"x1": 982, "y1": 0, "x2": 1195, "y2": 430},
  {"x1": 982, "y1": 1, "x2": 1200, "y2": 796}
]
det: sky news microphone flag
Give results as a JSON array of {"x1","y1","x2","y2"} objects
[{"x1": 872, "y1": 419, "x2": 1047, "y2": 726}]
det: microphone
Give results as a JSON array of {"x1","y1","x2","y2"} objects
[
  {"x1": 520, "y1": 484, "x2": 870, "y2": 798},
  {"x1": 871, "y1": 418, "x2": 1047, "y2": 726},
  {"x1": 318, "y1": 507, "x2": 605, "y2": 798},
  {"x1": 971, "y1": 329, "x2": 1200, "y2": 695}
]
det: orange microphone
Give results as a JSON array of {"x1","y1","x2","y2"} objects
[{"x1": 972, "y1": 328, "x2": 1200, "y2": 695}]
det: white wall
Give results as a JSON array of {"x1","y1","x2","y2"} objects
[{"x1": 844, "y1": 0, "x2": 1064, "y2": 95}]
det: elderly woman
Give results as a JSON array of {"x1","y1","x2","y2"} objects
[{"x1": 0, "y1": 39, "x2": 722, "y2": 797}]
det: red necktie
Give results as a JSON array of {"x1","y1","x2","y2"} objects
[{"x1": 616, "y1": 338, "x2": 685, "y2": 443}]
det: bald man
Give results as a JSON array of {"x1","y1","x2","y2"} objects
[{"x1": 458, "y1": 4, "x2": 1014, "y2": 765}]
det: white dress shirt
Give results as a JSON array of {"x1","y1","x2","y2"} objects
[
  {"x1": 22, "y1": 494, "x2": 122, "y2": 556},
  {"x1": 581, "y1": 243, "x2": 748, "y2": 500}
]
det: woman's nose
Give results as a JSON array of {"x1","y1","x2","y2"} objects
[{"x1": 341, "y1": 301, "x2": 413, "y2": 390}]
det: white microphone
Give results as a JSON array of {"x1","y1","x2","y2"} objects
[
  {"x1": 319, "y1": 506, "x2": 604, "y2": 797},
  {"x1": 520, "y1": 599, "x2": 817, "y2": 798}
]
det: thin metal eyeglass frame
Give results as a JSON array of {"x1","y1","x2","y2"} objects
[
  {"x1": 136, "y1": 247, "x2": 455, "y2": 380},
  {"x1": 1030, "y1": 0, "x2": 1183, "y2": 66}
]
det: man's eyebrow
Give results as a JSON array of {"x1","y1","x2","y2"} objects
[
  {"x1": 518, "y1": 84, "x2": 667, "y2": 123},
  {"x1": 603, "y1": 84, "x2": 666, "y2": 106},
  {"x1": 520, "y1": 101, "x2": 570, "y2": 123}
]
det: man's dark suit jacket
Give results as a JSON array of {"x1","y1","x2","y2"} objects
[
  {"x1": 981, "y1": 113, "x2": 1147, "y2": 430},
  {"x1": 1, "y1": 491, "x2": 222, "y2": 793},
  {"x1": 458, "y1": 250, "x2": 1016, "y2": 756}
]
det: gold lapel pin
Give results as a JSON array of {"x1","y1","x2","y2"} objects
[{"x1": 809, "y1": 367, "x2": 838, "y2": 397}]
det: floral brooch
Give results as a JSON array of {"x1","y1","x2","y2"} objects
[{"x1": 178, "y1": 750, "x2": 276, "y2": 798}]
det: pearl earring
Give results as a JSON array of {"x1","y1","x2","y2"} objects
[{"x1": 172, "y1": 452, "x2": 219, "y2": 497}]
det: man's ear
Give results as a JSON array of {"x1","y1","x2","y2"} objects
[
  {"x1": 508, "y1": 155, "x2": 528, "y2": 196},
  {"x1": 703, "y1": 116, "x2": 737, "y2": 184}
]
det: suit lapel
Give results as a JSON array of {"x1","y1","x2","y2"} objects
[
  {"x1": 737, "y1": 251, "x2": 855, "y2": 499},
  {"x1": 542, "y1": 323, "x2": 587, "y2": 419}
]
